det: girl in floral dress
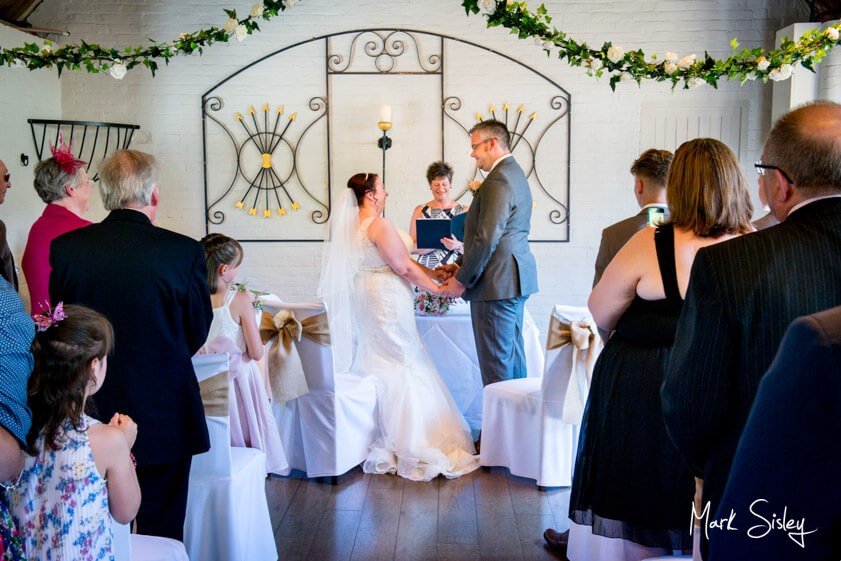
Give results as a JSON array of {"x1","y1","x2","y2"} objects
[{"x1": 9, "y1": 304, "x2": 141, "y2": 561}]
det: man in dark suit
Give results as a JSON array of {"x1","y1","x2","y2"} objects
[
  {"x1": 50, "y1": 150, "x2": 213, "y2": 540},
  {"x1": 662, "y1": 101, "x2": 841, "y2": 558},
  {"x1": 710, "y1": 306, "x2": 841, "y2": 561},
  {"x1": 440, "y1": 119, "x2": 539, "y2": 385},
  {"x1": 592, "y1": 148, "x2": 672, "y2": 286},
  {"x1": 543, "y1": 148, "x2": 673, "y2": 553}
]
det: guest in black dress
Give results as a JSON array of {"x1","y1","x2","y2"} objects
[{"x1": 565, "y1": 138, "x2": 754, "y2": 561}]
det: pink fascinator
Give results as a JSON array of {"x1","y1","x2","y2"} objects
[
  {"x1": 33, "y1": 301, "x2": 67, "y2": 332},
  {"x1": 50, "y1": 134, "x2": 85, "y2": 176}
]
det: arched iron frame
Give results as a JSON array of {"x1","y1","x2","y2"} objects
[{"x1": 201, "y1": 28, "x2": 571, "y2": 243}]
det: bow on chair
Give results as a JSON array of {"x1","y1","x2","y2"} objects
[
  {"x1": 260, "y1": 309, "x2": 330, "y2": 402},
  {"x1": 199, "y1": 369, "x2": 230, "y2": 417},
  {"x1": 545, "y1": 315, "x2": 603, "y2": 424}
]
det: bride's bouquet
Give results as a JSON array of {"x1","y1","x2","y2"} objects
[{"x1": 414, "y1": 288, "x2": 456, "y2": 316}]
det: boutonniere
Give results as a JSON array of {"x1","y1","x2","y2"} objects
[{"x1": 467, "y1": 180, "x2": 483, "y2": 195}]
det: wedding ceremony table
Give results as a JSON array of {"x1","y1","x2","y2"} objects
[{"x1": 415, "y1": 301, "x2": 545, "y2": 430}]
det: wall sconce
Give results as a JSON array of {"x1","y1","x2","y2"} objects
[{"x1": 377, "y1": 105, "x2": 392, "y2": 188}]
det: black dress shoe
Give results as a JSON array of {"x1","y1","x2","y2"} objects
[{"x1": 543, "y1": 528, "x2": 569, "y2": 553}]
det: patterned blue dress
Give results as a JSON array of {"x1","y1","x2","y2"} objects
[{"x1": 9, "y1": 416, "x2": 114, "y2": 561}]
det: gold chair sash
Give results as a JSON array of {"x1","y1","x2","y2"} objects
[
  {"x1": 545, "y1": 314, "x2": 602, "y2": 423},
  {"x1": 199, "y1": 370, "x2": 230, "y2": 417},
  {"x1": 260, "y1": 309, "x2": 331, "y2": 402},
  {"x1": 547, "y1": 316, "x2": 600, "y2": 375}
]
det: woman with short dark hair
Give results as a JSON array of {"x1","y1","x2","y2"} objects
[{"x1": 409, "y1": 161, "x2": 469, "y2": 268}]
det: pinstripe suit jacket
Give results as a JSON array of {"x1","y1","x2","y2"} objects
[{"x1": 662, "y1": 197, "x2": 841, "y2": 519}]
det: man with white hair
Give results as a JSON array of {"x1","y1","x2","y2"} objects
[{"x1": 50, "y1": 149, "x2": 213, "y2": 541}]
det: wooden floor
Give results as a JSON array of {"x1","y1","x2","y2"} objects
[{"x1": 267, "y1": 466, "x2": 571, "y2": 561}]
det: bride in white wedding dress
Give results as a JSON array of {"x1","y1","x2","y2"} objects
[{"x1": 319, "y1": 172, "x2": 478, "y2": 481}]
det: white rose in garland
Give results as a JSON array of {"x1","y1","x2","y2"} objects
[
  {"x1": 755, "y1": 57, "x2": 770, "y2": 71},
  {"x1": 284, "y1": 0, "x2": 299, "y2": 7},
  {"x1": 607, "y1": 45, "x2": 625, "y2": 64},
  {"x1": 587, "y1": 57, "x2": 603, "y2": 72},
  {"x1": 109, "y1": 61, "x2": 127, "y2": 80},
  {"x1": 677, "y1": 54, "x2": 696, "y2": 69},
  {"x1": 235, "y1": 24, "x2": 248, "y2": 42},
  {"x1": 769, "y1": 63, "x2": 793, "y2": 81},
  {"x1": 686, "y1": 77, "x2": 704, "y2": 89},
  {"x1": 477, "y1": 0, "x2": 496, "y2": 15},
  {"x1": 41, "y1": 42, "x2": 52, "y2": 54},
  {"x1": 664, "y1": 61, "x2": 678, "y2": 75},
  {"x1": 223, "y1": 17, "x2": 238, "y2": 33},
  {"x1": 827, "y1": 27, "x2": 840, "y2": 41},
  {"x1": 664, "y1": 51, "x2": 678, "y2": 63},
  {"x1": 250, "y1": 3, "x2": 265, "y2": 17}
]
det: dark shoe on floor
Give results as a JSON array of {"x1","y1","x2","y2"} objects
[{"x1": 543, "y1": 528, "x2": 569, "y2": 553}]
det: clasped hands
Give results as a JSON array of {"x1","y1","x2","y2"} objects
[{"x1": 433, "y1": 263, "x2": 466, "y2": 298}]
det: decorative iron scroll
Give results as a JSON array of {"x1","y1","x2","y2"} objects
[
  {"x1": 443, "y1": 96, "x2": 571, "y2": 226},
  {"x1": 28, "y1": 119, "x2": 140, "y2": 181},
  {"x1": 202, "y1": 28, "x2": 571, "y2": 242}
]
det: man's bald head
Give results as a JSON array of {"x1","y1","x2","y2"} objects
[{"x1": 763, "y1": 101, "x2": 841, "y2": 195}]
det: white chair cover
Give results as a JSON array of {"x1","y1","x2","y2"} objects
[
  {"x1": 479, "y1": 305, "x2": 602, "y2": 487},
  {"x1": 266, "y1": 300, "x2": 379, "y2": 478},
  {"x1": 184, "y1": 354, "x2": 277, "y2": 561},
  {"x1": 112, "y1": 520, "x2": 189, "y2": 561}
]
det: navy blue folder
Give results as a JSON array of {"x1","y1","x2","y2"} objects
[{"x1": 416, "y1": 213, "x2": 467, "y2": 250}]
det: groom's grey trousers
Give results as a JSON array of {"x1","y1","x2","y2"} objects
[{"x1": 470, "y1": 296, "x2": 528, "y2": 386}]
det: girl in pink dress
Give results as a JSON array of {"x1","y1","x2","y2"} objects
[
  {"x1": 9, "y1": 304, "x2": 140, "y2": 561},
  {"x1": 201, "y1": 234, "x2": 289, "y2": 475}
]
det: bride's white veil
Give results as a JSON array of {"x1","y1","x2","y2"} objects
[{"x1": 317, "y1": 186, "x2": 361, "y2": 374}]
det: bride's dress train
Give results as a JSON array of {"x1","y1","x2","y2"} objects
[{"x1": 353, "y1": 217, "x2": 478, "y2": 481}]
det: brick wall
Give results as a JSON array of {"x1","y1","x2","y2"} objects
[{"x1": 1, "y1": 0, "x2": 807, "y2": 332}]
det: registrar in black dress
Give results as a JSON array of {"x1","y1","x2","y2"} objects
[{"x1": 569, "y1": 223, "x2": 693, "y2": 550}]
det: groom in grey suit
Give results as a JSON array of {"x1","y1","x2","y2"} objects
[{"x1": 441, "y1": 120, "x2": 538, "y2": 385}]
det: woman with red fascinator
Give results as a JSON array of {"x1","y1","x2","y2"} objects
[{"x1": 21, "y1": 140, "x2": 93, "y2": 312}]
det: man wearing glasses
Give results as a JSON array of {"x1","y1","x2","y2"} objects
[
  {"x1": 0, "y1": 159, "x2": 18, "y2": 290},
  {"x1": 662, "y1": 100, "x2": 841, "y2": 559},
  {"x1": 440, "y1": 120, "x2": 538, "y2": 391}
]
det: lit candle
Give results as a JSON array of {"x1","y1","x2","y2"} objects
[{"x1": 379, "y1": 105, "x2": 392, "y2": 123}]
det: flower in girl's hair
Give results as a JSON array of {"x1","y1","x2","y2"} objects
[{"x1": 33, "y1": 302, "x2": 67, "y2": 332}]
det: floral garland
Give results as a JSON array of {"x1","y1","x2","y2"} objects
[
  {"x1": 464, "y1": 0, "x2": 841, "y2": 89},
  {"x1": 3, "y1": 0, "x2": 841, "y2": 88},
  {"x1": 0, "y1": 0, "x2": 300, "y2": 78}
]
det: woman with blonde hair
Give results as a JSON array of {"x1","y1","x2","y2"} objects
[{"x1": 564, "y1": 138, "x2": 753, "y2": 560}]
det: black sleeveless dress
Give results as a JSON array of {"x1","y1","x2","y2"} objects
[{"x1": 569, "y1": 224, "x2": 693, "y2": 549}]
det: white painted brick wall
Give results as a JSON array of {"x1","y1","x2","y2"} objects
[
  {"x1": 0, "y1": 22, "x2": 62, "y2": 308},
  {"x1": 2, "y1": 0, "x2": 808, "y2": 334}
]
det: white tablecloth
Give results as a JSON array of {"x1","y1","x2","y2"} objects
[{"x1": 415, "y1": 301, "x2": 544, "y2": 430}]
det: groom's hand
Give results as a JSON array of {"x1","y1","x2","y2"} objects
[
  {"x1": 440, "y1": 277, "x2": 466, "y2": 298},
  {"x1": 435, "y1": 263, "x2": 459, "y2": 281}
]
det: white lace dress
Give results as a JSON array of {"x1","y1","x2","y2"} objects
[{"x1": 353, "y1": 217, "x2": 479, "y2": 481}]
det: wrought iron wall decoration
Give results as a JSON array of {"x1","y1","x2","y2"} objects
[
  {"x1": 202, "y1": 28, "x2": 571, "y2": 242},
  {"x1": 446, "y1": 98, "x2": 570, "y2": 227},
  {"x1": 28, "y1": 119, "x2": 140, "y2": 180},
  {"x1": 203, "y1": 98, "x2": 329, "y2": 228}
]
